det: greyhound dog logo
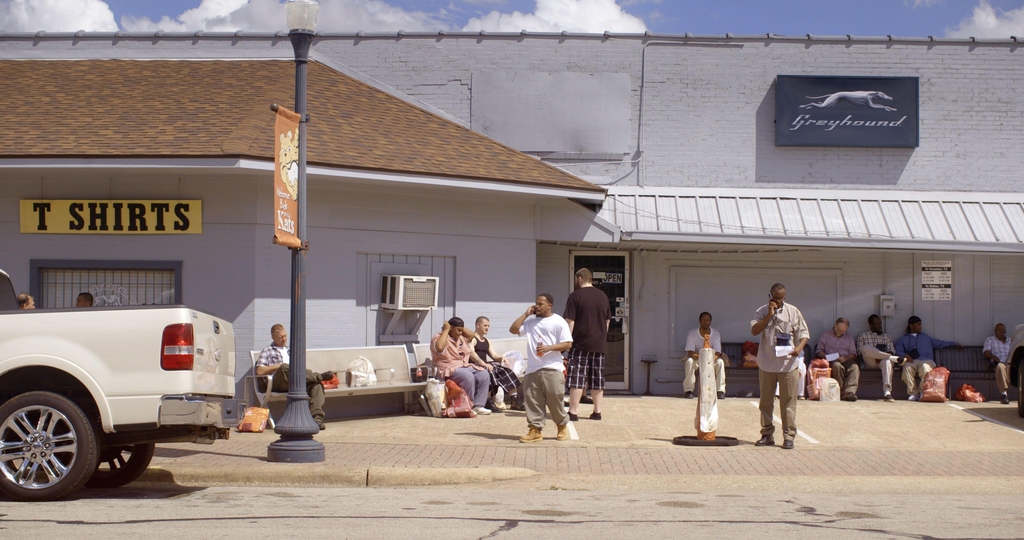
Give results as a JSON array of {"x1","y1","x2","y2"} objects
[{"x1": 800, "y1": 91, "x2": 897, "y2": 112}]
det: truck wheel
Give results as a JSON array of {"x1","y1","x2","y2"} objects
[
  {"x1": 85, "y1": 444, "x2": 155, "y2": 489},
  {"x1": 1018, "y1": 365, "x2": 1024, "y2": 418},
  {"x1": 0, "y1": 391, "x2": 99, "y2": 501}
]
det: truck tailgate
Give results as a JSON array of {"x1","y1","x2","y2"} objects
[{"x1": 190, "y1": 310, "x2": 236, "y2": 395}]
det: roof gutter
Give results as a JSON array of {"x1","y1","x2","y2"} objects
[{"x1": 621, "y1": 230, "x2": 1024, "y2": 253}]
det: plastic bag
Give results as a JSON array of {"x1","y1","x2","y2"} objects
[
  {"x1": 424, "y1": 378, "x2": 445, "y2": 417},
  {"x1": 819, "y1": 378, "x2": 841, "y2": 402},
  {"x1": 741, "y1": 341, "x2": 759, "y2": 368},
  {"x1": 503, "y1": 350, "x2": 527, "y2": 377},
  {"x1": 236, "y1": 407, "x2": 270, "y2": 433},
  {"x1": 955, "y1": 383, "x2": 986, "y2": 403},
  {"x1": 347, "y1": 356, "x2": 377, "y2": 387},
  {"x1": 321, "y1": 373, "x2": 340, "y2": 389},
  {"x1": 442, "y1": 379, "x2": 476, "y2": 418},
  {"x1": 806, "y1": 359, "x2": 831, "y2": 400},
  {"x1": 921, "y1": 367, "x2": 950, "y2": 402}
]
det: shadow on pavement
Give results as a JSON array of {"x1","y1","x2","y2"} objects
[
  {"x1": 155, "y1": 447, "x2": 267, "y2": 462},
  {"x1": 456, "y1": 432, "x2": 522, "y2": 441},
  {"x1": 962, "y1": 406, "x2": 1024, "y2": 430}
]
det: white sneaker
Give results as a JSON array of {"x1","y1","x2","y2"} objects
[
  {"x1": 908, "y1": 393, "x2": 920, "y2": 401},
  {"x1": 473, "y1": 406, "x2": 491, "y2": 415}
]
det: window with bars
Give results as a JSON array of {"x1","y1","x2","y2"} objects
[{"x1": 32, "y1": 261, "x2": 181, "y2": 309}]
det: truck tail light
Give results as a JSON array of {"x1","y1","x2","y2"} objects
[{"x1": 161, "y1": 323, "x2": 195, "y2": 371}]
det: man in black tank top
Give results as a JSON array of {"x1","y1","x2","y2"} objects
[{"x1": 564, "y1": 268, "x2": 611, "y2": 421}]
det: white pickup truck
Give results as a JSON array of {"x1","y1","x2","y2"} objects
[{"x1": 0, "y1": 269, "x2": 235, "y2": 501}]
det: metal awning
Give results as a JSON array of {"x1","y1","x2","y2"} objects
[{"x1": 601, "y1": 187, "x2": 1024, "y2": 252}]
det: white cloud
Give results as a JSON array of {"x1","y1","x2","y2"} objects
[
  {"x1": 0, "y1": 0, "x2": 118, "y2": 31},
  {"x1": 946, "y1": 0, "x2": 1024, "y2": 38},
  {"x1": 122, "y1": 0, "x2": 446, "y2": 33},
  {"x1": 463, "y1": 0, "x2": 647, "y2": 33},
  {"x1": 909, "y1": 0, "x2": 942, "y2": 7}
]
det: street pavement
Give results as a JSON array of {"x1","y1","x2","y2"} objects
[
  {"x1": 134, "y1": 395, "x2": 1024, "y2": 493},
  {"x1": 1, "y1": 487, "x2": 1022, "y2": 539}
]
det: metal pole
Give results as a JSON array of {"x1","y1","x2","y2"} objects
[{"x1": 267, "y1": 28, "x2": 325, "y2": 463}]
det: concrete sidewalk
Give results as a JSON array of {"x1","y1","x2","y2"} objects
[{"x1": 143, "y1": 396, "x2": 1024, "y2": 492}]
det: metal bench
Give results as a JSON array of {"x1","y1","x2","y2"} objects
[
  {"x1": 936, "y1": 346, "x2": 1015, "y2": 401},
  {"x1": 246, "y1": 345, "x2": 426, "y2": 419}
]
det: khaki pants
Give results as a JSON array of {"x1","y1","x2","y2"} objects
[
  {"x1": 271, "y1": 364, "x2": 326, "y2": 422},
  {"x1": 861, "y1": 345, "x2": 895, "y2": 394},
  {"x1": 524, "y1": 368, "x2": 568, "y2": 430},
  {"x1": 902, "y1": 359, "x2": 935, "y2": 396},
  {"x1": 831, "y1": 359, "x2": 861, "y2": 396},
  {"x1": 682, "y1": 356, "x2": 727, "y2": 394},
  {"x1": 996, "y1": 362, "x2": 1011, "y2": 393},
  {"x1": 759, "y1": 368, "x2": 800, "y2": 442}
]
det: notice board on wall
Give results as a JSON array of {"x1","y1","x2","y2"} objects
[{"x1": 921, "y1": 260, "x2": 952, "y2": 301}]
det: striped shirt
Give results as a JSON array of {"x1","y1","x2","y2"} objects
[{"x1": 983, "y1": 336, "x2": 1011, "y2": 363}]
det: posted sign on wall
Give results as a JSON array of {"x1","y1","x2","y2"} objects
[
  {"x1": 776, "y1": 75, "x2": 920, "y2": 148},
  {"x1": 921, "y1": 260, "x2": 952, "y2": 301},
  {"x1": 20, "y1": 200, "x2": 202, "y2": 234}
]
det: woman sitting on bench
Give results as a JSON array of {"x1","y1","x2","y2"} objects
[{"x1": 431, "y1": 317, "x2": 493, "y2": 416}]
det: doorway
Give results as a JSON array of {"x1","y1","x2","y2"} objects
[{"x1": 569, "y1": 251, "x2": 629, "y2": 391}]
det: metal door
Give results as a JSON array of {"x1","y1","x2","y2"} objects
[{"x1": 569, "y1": 251, "x2": 629, "y2": 391}]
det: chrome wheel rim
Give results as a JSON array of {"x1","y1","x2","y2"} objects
[{"x1": 0, "y1": 406, "x2": 78, "y2": 489}]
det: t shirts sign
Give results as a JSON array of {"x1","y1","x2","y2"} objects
[
  {"x1": 19, "y1": 200, "x2": 201, "y2": 234},
  {"x1": 921, "y1": 260, "x2": 952, "y2": 301}
]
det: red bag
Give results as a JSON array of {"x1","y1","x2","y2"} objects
[
  {"x1": 921, "y1": 367, "x2": 950, "y2": 402},
  {"x1": 806, "y1": 359, "x2": 831, "y2": 400},
  {"x1": 321, "y1": 374, "x2": 340, "y2": 389},
  {"x1": 443, "y1": 379, "x2": 477, "y2": 418},
  {"x1": 741, "y1": 341, "x2": 759, "y2": 368},
  {"x1": 955, "y1": 383, "x2": 985, "y2": 403}
]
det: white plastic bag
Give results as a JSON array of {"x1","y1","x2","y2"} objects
[
  {"x1": 424, "y1": 378, "x2": 445, "y2": 418},
  {"x1": 348, "y1": 356, "x2": 377, "y2": 387},
  {"x1": 819, "y1": 378, "x2": 841, "y2": 402},
  {"x1": 503, "y1": 350, "x2": 526, "y2": 377}
]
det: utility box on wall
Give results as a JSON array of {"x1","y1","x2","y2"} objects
[{"x1": 879, "y1": 295, "x2": 896, "y2": 317}]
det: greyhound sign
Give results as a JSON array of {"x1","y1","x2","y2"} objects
[{"x1": 775, "y1": 75, "x2": 919, "y2": 148}]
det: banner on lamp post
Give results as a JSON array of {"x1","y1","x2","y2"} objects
[{"x1": 273, "y1": 106, "x2": 302, "y2": 248}]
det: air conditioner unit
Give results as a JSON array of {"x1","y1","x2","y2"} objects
[{"x1": 380, "y1": 275, "x2": 439, "y2": 310}]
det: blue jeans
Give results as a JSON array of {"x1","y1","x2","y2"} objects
[{"x1": 448, "y1": 367, "x2": 490, "y2": 409}]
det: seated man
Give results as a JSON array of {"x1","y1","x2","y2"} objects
[
  {"x1": 816, "y1": 317, "x2": 860, "y2": 402},
  {"x1": 432, "y1": 317, "x2": 491, "y2": 416},
  {"x1": 856, "y1": 314, "x2": 901, "y2": 402},
  {"x1": 683, "y1": 311, "x2": 728, "y2": 399},
  {"x1": 254, "y1": 323, "x2": 333, "y2": 431},
  {"x1": 984, "y1": 323, "x2": 1012, "y2": 404},
  {"x1": 894, "y1": 316, "x2": 962, "y2": 401},
  {"x1": 471, "y1": 316, "x2": 523, "y2": 412},
  {"x1": 17, "y1": 293, "x2": 35, "y2": 310}
]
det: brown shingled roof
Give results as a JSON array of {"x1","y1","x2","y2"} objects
[{"x1": 0, "y1": 60, "x2": 602, "y2": 194}]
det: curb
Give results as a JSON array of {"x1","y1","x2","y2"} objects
[{"x1": 138, "y1": 466, "x2": 536, "y2": 488}]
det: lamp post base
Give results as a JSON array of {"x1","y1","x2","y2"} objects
[
  {"x1": 266, "y1": 394, "x2": 325, "y2": 463},
  {"x1": 267, "y1": 437, "x2": 326, "y2": 463}
]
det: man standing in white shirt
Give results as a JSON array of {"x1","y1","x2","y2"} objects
[
  {"x1": 983, "y1": 323, "x2": 1012, "y2": 404},
  {"x1": 683, "y1": 312, "x2": 728, "y2": 399},
  {"x1": 510, "y1": 294, "x2": 573, "y2": 443}
]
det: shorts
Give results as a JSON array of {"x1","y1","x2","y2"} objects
[{"x1": 566, "y1": 349, "x2": 605, "y2": 391}]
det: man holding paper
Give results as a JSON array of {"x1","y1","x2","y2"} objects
[
  {"x1": 751, "y1": 283, "x2": 809, "y2": 450},
  {"x1": 816, "y1": 318, "x2": 860, "y2": 402}
]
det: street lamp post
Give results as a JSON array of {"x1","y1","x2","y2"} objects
[{"x1": 267, "y1": 0, "x2": 324, "y2": 463}]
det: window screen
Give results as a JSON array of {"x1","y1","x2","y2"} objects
[{"x1": 39, "y1": 267, "x2": 177, "y2": 308}]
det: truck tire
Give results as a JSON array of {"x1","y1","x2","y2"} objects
[
  {"x1": 0, "y1": 391, "x2": 99, "y2": 502},
  {"x1": 85, "y1": 443, "x2": 156, "y2": 489},
  {"x1": 1018, "y1": 365, "x2": 1024, "y2": 418}
]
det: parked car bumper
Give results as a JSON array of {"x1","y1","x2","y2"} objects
[{"x1": 159, "y1": 395, "x2": 226, "y2": 428}]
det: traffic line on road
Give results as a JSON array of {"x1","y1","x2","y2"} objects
[
  {"x1": 946, "y1": 403, "x2": 1024, "y2": 435},
  {"x1": 567, "y1": 421, "x2": 579, "y2": 440},
  {"x1": 749, "y1": 401, "x2": 820, "y2": 444}
]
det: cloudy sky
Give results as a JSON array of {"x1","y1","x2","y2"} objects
[{"x1": 1, "y1": 0, "x2": 1023, "y2": 38}]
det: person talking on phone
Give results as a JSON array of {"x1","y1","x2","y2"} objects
[{"x1": 750, "y1": 283, "x2": 809, "y2": 450}]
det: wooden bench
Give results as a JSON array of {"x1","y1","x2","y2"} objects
[{"x1": 246, "y1": 345, "x2": 425, "y2": 417}]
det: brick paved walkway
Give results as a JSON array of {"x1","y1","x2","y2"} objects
[{"x1": 154, "y1": 442, "x2": 1024, "y2": 477}]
